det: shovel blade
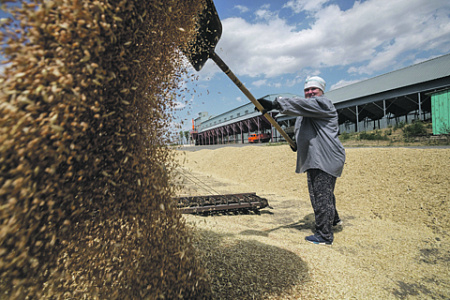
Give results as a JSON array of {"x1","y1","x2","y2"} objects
[{"x1": 183, "y1": 0, "x2": 222, "y2": 71}]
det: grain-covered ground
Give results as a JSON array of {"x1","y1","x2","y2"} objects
[{"x1": 175, "y1": 146, "x2": 450, "y2": 299}]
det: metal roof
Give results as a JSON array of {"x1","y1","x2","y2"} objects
[
  {"x1": 327, "y1": 53, "x2": 450, "y2": 104},
  {"x1": 256, "y1": 93, "x2": 300, "y2": 101},
  {"x1": 201, "y1": 110, "x2": 260, "y2": 131},
  {"x1": 200, "y1": 93, "x2": 299, "y2": 131}
]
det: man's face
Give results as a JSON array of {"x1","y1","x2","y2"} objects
[{"x1": 304, "y1": 87, "x2": 323, "y2": 98}]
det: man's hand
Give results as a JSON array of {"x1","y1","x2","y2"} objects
[
  {"x1": 290, "y1": 143, "x2": 297, "y2": 152},
  {"x1": 255, "y1": 98, "x2": 278, "y2": 113}
]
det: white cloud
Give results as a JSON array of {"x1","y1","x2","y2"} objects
[
  {"x1": 252, "y1": 78, "x2": 287, "y2": 88},
  {"x1": 273, "y1": 82, "x2": 283, "y2": 88},
  {"x1": 283, "y1": 0, "x2": 330, "y2": 13},
  {"x1": 255, "y1": 5, "x2": 277, "y2": 21},
  {"x1": 252, "y1": 79, "x2": 267, "y2": 87},
  {"x1": 208, "y1": 0, "x2": 450, "y2": 81},
  {"x1": 234, "y1": 5, "x2": 249, "y2": 13}
]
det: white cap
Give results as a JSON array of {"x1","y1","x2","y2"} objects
[{"x1": 304, "y1": 76, "x2": 326, "y2": 92}]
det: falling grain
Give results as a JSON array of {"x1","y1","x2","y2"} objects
[{"x1": 0, "y1": 0, "x2": 212, "y2": 299}]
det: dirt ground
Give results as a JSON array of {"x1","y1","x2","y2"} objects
[{"x1": 175, "y1": 145, "x2": 450, "y2": 299}]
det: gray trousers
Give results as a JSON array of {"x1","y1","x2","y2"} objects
[{"x1": 306, "y1": 169, "x2": 340, "y2": 242}]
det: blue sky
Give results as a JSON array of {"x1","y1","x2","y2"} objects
[
  {"x1": 1, "y1": 1, "x2": 450, "y2": 133},
  {"x1": 173, "y1": 0, "x2": 450, "y2": 131}
]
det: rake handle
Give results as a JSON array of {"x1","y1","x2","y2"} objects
[{"x1": 211, "y1": 52, "x2": 297, "y2": 151}]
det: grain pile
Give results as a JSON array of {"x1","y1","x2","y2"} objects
[
  {"x1": 0, "y1": 0, "x2": 212, "y2": 298},
  {"x1": 178, "y1": 145, "x2": 450, "y2": 299}
]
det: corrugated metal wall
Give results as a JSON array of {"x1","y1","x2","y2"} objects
[{"x1": 431, "y1": 90, "x2": 450, "y2": 135}]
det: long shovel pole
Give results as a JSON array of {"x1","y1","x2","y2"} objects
[{"x1": 210, "y1": 52, "x2": 297, "y2": 151}]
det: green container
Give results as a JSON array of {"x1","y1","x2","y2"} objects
[{"x1": 432, "y1": 90, "x2": 450, "y2": 135}]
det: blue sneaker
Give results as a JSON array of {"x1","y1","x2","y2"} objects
[{"x1": 305, "y1": 234, "x2": 332, "y2": 245}]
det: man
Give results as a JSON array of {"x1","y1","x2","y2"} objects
[{"x1": 258, "y1": 76, "x2": 345, "y2": 245}]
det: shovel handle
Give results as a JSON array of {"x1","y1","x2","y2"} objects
[{"x1": 211, "y1": 52, "x2": 297, "y2": 151}]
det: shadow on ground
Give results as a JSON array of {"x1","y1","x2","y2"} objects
[
  {"x1": 194, "y1": 230, "x2": 309, "y2": 299},
  {"x1": 239, "y1": 213, "x2": 347, "y2": 239}
]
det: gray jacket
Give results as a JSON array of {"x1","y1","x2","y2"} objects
[{"x1": 275, "y1": 96, "x2": 345, "y2": 177}]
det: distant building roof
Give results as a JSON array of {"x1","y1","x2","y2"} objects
[
  {"x1": 327, "y1": 53, "x2": 450, "y2": 104},
  {"x1": 200, "y1": 93, "x2": 300, "y2": 131}
]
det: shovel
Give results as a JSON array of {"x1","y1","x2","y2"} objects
[{"x1": 183, "y1": 0, "x2": 297, "y2": 151}]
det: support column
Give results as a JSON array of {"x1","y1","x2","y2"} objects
[
  {"x1": 270, "y1": 112, "x2": 274, "y2": 143},
  {"x1": 238, "y1": 121, "x2": 244, "y2": 144},
  {"x1": 418, "y1": 92, "x2": 422, "y2": 121},
  {"x1": 241, "y1": 123, "x2": 243, "y2": 144},
  {"x1": 256, "y1": 117, "x2": 261, "y2": 135}
]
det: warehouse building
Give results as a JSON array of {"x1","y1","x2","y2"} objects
[{"x1": 191, "y1": 53, "x2": 450, "y2": 145}]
